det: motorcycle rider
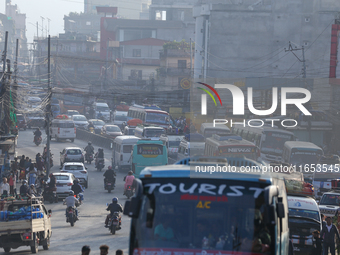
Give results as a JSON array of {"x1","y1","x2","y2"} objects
[
  {"x1": 105, "y1": 197, "x2": 123, "y2": 228},
  {"x1": 103, "y1": 166, "x2": 116, "y2": 188},
  {"x1": 95, "y1": 148, "x2": 104, "y2": 167},
  {"x1": 71, "y1": 179, "x2": 84, "y2": 203},
  {"x1": 84, "y1": 142, "x2": 94, "y2": 162},
  {"x1": 63, "y1": 190, "x2": 79, "y2": 221},
  {"x1": 33, "y1": 128, "x2": 42, "y2": 143},
  {"x1": 123, "y1": 171, "x2": 135, "y2": 195}
]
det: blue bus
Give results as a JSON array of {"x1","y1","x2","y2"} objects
[{"x1": 124, "y1": 157, "x2": 289, "y2": 255}]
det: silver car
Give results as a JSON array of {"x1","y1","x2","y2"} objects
[
  {"x1": 61, "y1": 162, "x2": 88, "y2": 188},
  {"x1": 60, "y1": 147, "x2": 84, "y2": 166},
  {"x1": 71, "y1": 115, "x2": 89, "y2": 130}
]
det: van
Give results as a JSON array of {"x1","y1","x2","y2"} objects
[
  {"x1": 112, "y1": 136, "x2": 140, "y2": 171},
  {"x1": 159, "y1": 134, "x2": 184, "y2": 160},
  {"x1": 134, "y1": 125, "x2": 165, "y2": 140},
  {"x1": 50, "y1": 119, "x2": 76, "y2": 142},
  {"x1": 93, "y1": 102, "x2": 110, "y2": 121},
  {"x1": 177, "y1": 133, "x2": 205, "y2": 160},
  {"x1": 112, "y1": 110, "x2": 128, "y2": 128},
  {"x1": 287, "y1": 195, "x2": 322, "y2": 255}
]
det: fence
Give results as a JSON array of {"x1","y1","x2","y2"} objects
[{"x1": 76, "y1": 129, "x2": 114, "y2": 150}]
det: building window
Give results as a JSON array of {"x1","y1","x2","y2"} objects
[
  {"x1": 131, "y1": 70, "x2": 142, "y2": 80},
  {"x1": 178, "y1": 60, "x2": 187, "y2": 69},
  {"x1": 133, "y1": 49, "x2": 141, "y2": 57},
  {"x1": 86, "y1": 21, "x2": 91, "y2": 25}
]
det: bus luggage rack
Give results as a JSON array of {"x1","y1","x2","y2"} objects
[{"x1": 175, "y1": 156, "x2": 264, "y2": 168}]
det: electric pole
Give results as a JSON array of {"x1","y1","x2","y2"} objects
[
  {"x1": 0, "y1": 31, "x2": 8, "y2": 127},
  {"x1": 46, "y1": 35, "x2": 51, "y2": 177},
  {"x1": 284, "y1": 41, "x2": 306, "y2": 78},
  {"x1": 13, "y1": 39, "x2": 18, "y2": 111}
]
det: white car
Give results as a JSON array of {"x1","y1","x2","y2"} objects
[
  {"x1": 48, "y1": 173, "x2": 76, "y2": 199},
  {"x1": 71, "y1": 115, "x2": 89, "y2": 130},
  {"x1": 61, "y1": 162, "x2": 89, "y2": 188},
  {"x1": 318, "y1": 192, "x2": 340, "y2": 217}
]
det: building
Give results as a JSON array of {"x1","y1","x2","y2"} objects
[
  {"x1": 193, "y1": 0, "x2": 340, "y2": 80},
  {"x1": 84, "y1": 0, "x2": 151, "y2": 20},
  {"x1": 118, "y1": 38, "x2": 168, "y2": 81}
]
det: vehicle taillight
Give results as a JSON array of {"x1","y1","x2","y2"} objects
[
  {"x1": 80, "y1": 170, "x2": 87, "y2": 174},
  {"x1": 67, "y1": 183, "x2": 73, "y2": 186},
  {"x1": 22, "y1": 232, "x2": 31, "y2": 239},
  {"x1": 120, "y1": 155, "x2": 123, "y2": 161},
  {"x1": 58, "y1": 127, "x2": 60, "y2": 134}
]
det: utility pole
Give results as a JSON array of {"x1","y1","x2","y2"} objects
[
  {"x1": 284, "y1": 41, "x2": 306, "y2": 78},
  {"x1": 36, "y1": 21, "x2": 39, "y2": 39},
  {"x1": 46, "y1": 35, "x2": 51, "y2": 178},
  {"x1": 47, "y1": 18, "x2": 51, "y2": 37},
  {"x1": 13, "y1": 39, "x2": 18, "y2": 111},
  {"x1": 40, "y1": 17, "x2": 44, "y2": 38},
  {"x1": 0, "y1": 31, "x2": 8, "y2": 126},
  {"x1": 4, "y1": 59, "x2": 10, "y2": 134},
  {"x1": 190, "y1": 38, "x2": 192, "y2": 78}
]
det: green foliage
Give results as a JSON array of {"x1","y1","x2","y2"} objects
[{"x1": 163, "y1": 40, "x2": 195, "y2": 50}]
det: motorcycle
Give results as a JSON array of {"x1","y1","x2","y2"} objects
[
  {"x1": 107, "y1": 211, "x2": 121, "y2": 235},
  {"x1": 104, "y1": 179, "x2": 115, "y2": 193},
  {"x1": 74, "y1": 194, "x2": 84, "y2": 204},
  {"x1": 66, "y1": 206, "x2": 78, "y2": 227},
  {"x1": 43, "y1": 185, "x2": 58, "y2": 203},
  {"x1": 125, "y1": 185, "x2": 134, "y2": 199},
  {"x1": 85, "y1": 152, "x2": 93, "y2": 164},
  {"x1": 34, "y1": 135, "x2": 42, "y2": 146},
  {"x1": 96, "y1": 158, "x2": 105, "y2": 171}
]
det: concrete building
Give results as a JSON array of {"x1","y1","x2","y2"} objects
[
  {"x1": 118, "y1": 38, "x2": 167, "y2": 81},
  {"x1": 84, "y1": 0, "x2": 151, "y2": 20},
  {"x1": 193, "y1": 0, "x2": 340, "y2": 80}
]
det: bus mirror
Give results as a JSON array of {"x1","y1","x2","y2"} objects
[
  {"x1": 264, "y1": 185, "x2": 278, "y2": 205},
  {"x1": 277, "y1": 202, "x2": 285, "y2": 218},
  {"x1": 123, "y1": 197, "x2": 140, "y2": 218},
  {"x1": 264, "y1": 204, "x2": 277, "y2": 226}
]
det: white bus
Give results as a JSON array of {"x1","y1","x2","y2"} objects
[
  {"x1": 200, "y1": 123, "x2": 230, "y2": 139},
  {"x1": 112, "y1": 136, "x2": 140, "y2": 171},
  {"x1": 232, "y1": 125, "x2": 295, "y2": 162}
]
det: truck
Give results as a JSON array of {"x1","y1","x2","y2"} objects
[{"x1": 0, "y1": 197, "x2": 52, "y2": 253}]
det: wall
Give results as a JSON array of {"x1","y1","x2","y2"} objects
[
  {"x1": 122, "y1": 64, "x2": 158, "y2": 81},
  {"x1": 124, "y1": 45, "x2": 162, "y2": 59}
]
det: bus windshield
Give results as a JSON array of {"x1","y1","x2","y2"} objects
[
  {"x1": 320, "y1": 194, "x2": 340, "y2": 206},
  {"x1": 133, "y1": 179, "x2": 272, "y2": 254},
  {"x1": 290, "y1": 150, "x2": 322, "y2": 165},
  {"x1": 288, "y1": 208, "x2": 320, "y2": 221},
  {"x1": 169, "y1": 141, "x2": 181, "y2": 147},
  {"x1": 146, "y1": 113, "x2": 169, "y2": 124},
  {"x1": 64, "y1": 95, "x2": 83, "y2": 105},
  {"x1": 115, "y1": 115, "x2": 127, "y2": 121},
  {"x1": 261, "y1": 131, "x2": 294, "y2": 155},
  {"x1": 145, "y1": 129, "x2": 165, "y2": 137},
  {"x1": 218, "y1": 146, "x2": 258, "y2": 160}
]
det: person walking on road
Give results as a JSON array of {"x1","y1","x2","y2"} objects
[
  {"x1": 100, "y1": 245, "x2": 109, "y2": 255},
  {"x1": 81, "y1": 245, "x2": 91, "y2": 255},
  {"x1": 320, "y1": 216, "x2": 340, "y2": 255}
]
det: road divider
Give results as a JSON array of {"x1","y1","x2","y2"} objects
[{"x1": 76, "y1": 129, "x2": 114, "y2": 149}]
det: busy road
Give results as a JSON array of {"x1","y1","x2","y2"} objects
[{"x1": 0, "y1": 130, "x2": 130, "y2": 255}]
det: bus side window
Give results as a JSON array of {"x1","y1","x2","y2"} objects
[
  {"x1": 254, "y1": 134, "x2": 260, "y2": 146},
  {"x1": 142, "y1": 112, "x2": 146, "y2": 121},
  {"x1": 185, "y1": 149, "x2": 189, "y2": 156}
]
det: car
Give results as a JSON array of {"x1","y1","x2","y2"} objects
[
  {"x1": 88, "y1": 119, "x2": 105, "y2": 134},
  {"x1": 66, "y1": 110, "x2": 80, "y2": 118},
  {"x1": 318, "y1": 191, "x2": 340, "y2": 217},
  {"x1": 71, "y1": 115, "x2": 89, "y2": 130},
  {"x1": 101, "y1": 124, "x2": 122, "y2": 138},
  {"x1": 61, "y1": 162, "x2": 88, "y2": 188},
  {"x1": 60, "y1": 147, "x2": 84, "y2": 166},
  {"x1": 16, "y1": 114, "x2": 27, "y2": 130},
  {"x1": 48, "y1": 173, "x2": 76, "y2": 199}
]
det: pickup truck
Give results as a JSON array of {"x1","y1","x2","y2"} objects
[{"x1": 0, "y1": 197, "x2": 52, "y2": 253}]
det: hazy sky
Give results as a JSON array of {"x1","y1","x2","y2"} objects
[{"x1": 0, "y1": 0, "x2": 84, "y2": 43}]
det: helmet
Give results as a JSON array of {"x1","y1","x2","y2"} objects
[
  {"x1": 88, "y1": 141, "x2": 91, "y2": 145},
  {"x1": 73, "y1": 180, "x2": 78, "y2": 184},
  {"x1": 128, "y1": 171, "x2": 133, "y2": 175},
  {"x1": 30, "y1": 184, "x2": 35, "y2": 187},
  {"x1": 108, "y1": 166, "x2": 112, "y2": 170},
  {"x1": 22, "y1": 180, "x2": 27, "y2": 185},
  {"x1": 112, "y1": 197, "x2": 118, "y2": 203},
  {"x1": 69, "y1": 190, "x2": 74, "y2": 196}
]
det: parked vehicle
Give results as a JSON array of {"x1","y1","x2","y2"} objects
[
  {"x1": 60, "y1": 147, "x2": 84, "y2": 166},
  {"x1": 60, "y1": 162, "x2": 88, "y2": 188}
]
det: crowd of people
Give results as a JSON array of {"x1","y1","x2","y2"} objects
[
  {"x1": 173, "y1": 116, "x2": 197, "y2": 134},
  {"x1": 81, "y1": 245, "x2": 123, "y2": 255},
  {"x1": 0, "y1": 146, "x2": 52, "y2": 197}
]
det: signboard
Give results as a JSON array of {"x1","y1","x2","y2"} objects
[
  {"x1": 220, "y1": 146, "x2": 255, "y2": 154},
  {"x1": 137, "y1": 144, "x2": 163, "y2": 156},
  {"x1": 180, "y1": 78, "x2": 191, "y2": 89}
]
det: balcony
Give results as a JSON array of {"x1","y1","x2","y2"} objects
[{"x1": 160, "y1": 49, "x2": 192, "y2": 58}]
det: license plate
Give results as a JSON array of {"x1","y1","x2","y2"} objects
[
  {"x1": 112, "y1": 222, "x2": 118, "y2": 225},
  {"x1": 56, "y1": 184, "x2": 63, "y2": 187},
  {"x1": 107, "y1": 183, "x2": 111, "y2": 185},
  {"x1": 64, "y1": 131, "x2": 70, "y2": 133}
]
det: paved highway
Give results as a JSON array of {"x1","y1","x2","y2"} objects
[{"x1": 0, "y1": 130, "x2": 130, "y2": 255}]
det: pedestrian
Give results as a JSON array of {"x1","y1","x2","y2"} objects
[
  {"x1": 28, "y1": 164, "x2": 37, "y2": 186},
  {"x1": 11, "y1": 157, "x2": 19, "y2": 181},
  {"x1": 311, "y1": 230, "x2": 322, "y2": 255},
  {"x1": 321, "y1": 214, "x2": 326, "y2": 230},
  {"x1": 0, "y1": 177, "x2": 10, "y2": 196},
  {"x1": 116, "y1": 249, "x2": 123, "y2": 255},
  {"x1": 320, "y1": 216, "x2": 340, "y2": 255},
  {"x1": 8, "y1": 171, "x2": 16, "y2": 195},
  {"x1": 99, "y1": 245, "x2": 109, "y2": 255},
  {"x1": 81, "y1": 245, "x2": 91, "y2": 255},
  {"x1": 19, "y1": 155, "x2": 26, "y2": 170},
  {"x1": 24, "y1": 156, "x2": 31, "y2": 170}
]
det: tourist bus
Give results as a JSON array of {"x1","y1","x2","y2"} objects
[
  {"x1": 232, "y1": 125, "x2": 295, "y2": 162},
  {"x1": 127, "y1": 104, "x2": 171, "y2": 129},
  {"x1": 131, "y1": 140, "x2": 168, "y2": 177},
  {"x1": 124, "y1": 156, "x2": 289, "y2": 255},
  {"x1": 205, "y1": 134, "x2": 260, "y2": 161}
]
